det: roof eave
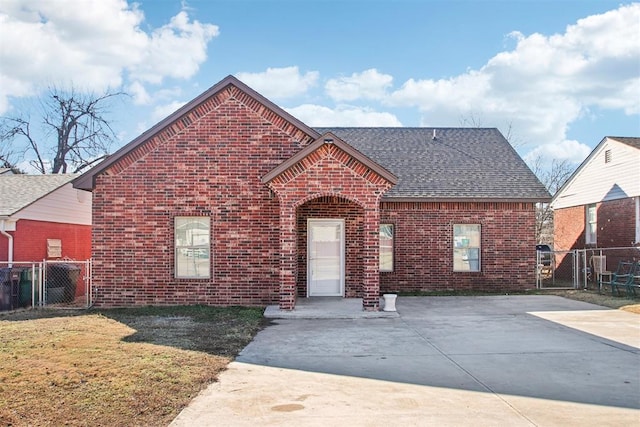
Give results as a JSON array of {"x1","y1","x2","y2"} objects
[{"x1": 381, "y1": 196, "x2": 551, "y2": 203}]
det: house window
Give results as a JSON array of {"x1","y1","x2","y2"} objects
[
  {"x1": 586, "y1": 204, "x2": 597, "y2": 245},
  {"x1": 453, "y1": 224, "x2": 481, "y2": 272},
  {"x1": 635, "y1": 197, "x2": 639, "y2": 244},
  {"x1": 175, "y1": 217, "x2": 210, "y2": 278},
  {"x1": 380, "y1": 224, "x2": 394, "y2": 272},
  {"x1": 604, "y1": 149, "x2": 612, "y2": 164}
]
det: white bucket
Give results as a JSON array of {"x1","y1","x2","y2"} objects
[{"x1": 383, "y1": 294, "x2": 397, "y2": 312}]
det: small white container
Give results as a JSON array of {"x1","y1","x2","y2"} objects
[{"x1": 383, "y1": 294, "x2": 397, "y2": 312}]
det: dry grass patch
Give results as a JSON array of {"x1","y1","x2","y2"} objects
[
  {"x1": 543, "y1": 289, "x2": 640, "y2": 314},
  {"x1": 0, "y1": 306, "x2": 265, "y2": 426}
]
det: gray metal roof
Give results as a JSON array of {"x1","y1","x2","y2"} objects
[
  {"x1": 0, "y1": 174, "x2": 77, "y2": 216},
  {"x1": 315, "y1": 127, "x2": 550, "y2": 201}
]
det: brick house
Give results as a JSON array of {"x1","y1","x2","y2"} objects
[
  {"x1": 0, "y1": 174, "x2": 92, "y2": 263},
  {"x1": 74, "y1": 75, "x2": 549, "y2": 311},
  {"x1": 552, "y1": 137, "x2": 640, "y2": 271}
]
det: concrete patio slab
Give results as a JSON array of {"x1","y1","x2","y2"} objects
[
  {"x1": 264, "y1": 297, "x2": 399, "y2": 319},
  {"x1": 171, "y1": 295, "x2": 640, "y2": 426}
]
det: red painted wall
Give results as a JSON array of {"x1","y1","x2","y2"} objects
[{"x1": 0, "y1": 219, "x2": 91, "y2": 262}]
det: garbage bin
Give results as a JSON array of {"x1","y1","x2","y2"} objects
[
  {"x1": 0, "y1": 268, "x2": 11, "y2": 311},
  {"x1": 46, "y1": 264, "x2": 81, "y2": 303},
  {"x1": 19, "y1": 267, "x2": 39, "y2": 307},
  {"x1": 0, "y1": 267, "x2": 20, "y2": 311}
]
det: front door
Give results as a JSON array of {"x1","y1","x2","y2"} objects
[{"x1": 307, "y1": 219, "x2": 345, "y2": 296}]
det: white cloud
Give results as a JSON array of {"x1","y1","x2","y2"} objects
[
  {"x1": 151, "y1": 101, "x2": 188, "y2": 123},
  {"x1": 386, "y1": 3, "x2": 639, "y2": 149},
  {"x1": 127, "y1": 82, "x2": 151, "y2": 106},
  {"x1": 0, "y1": 0, "x2": 219, "y2": 114},
  {"x1": 523, "y1": 140, "x2": 592, "y2": 165},
  {"x1": 235, "y1": 67, "x2": 319, "y2": 99},
  {"x1": 286, "y1": 104, "x2": 402, "y2": 127},
  {"x1": 134, "y1": 99, "x2": 188, "y2": 135},
  {"x1": 129, "y1": 11, "x2": 219, "y2": 84},
  {"x1": 325, "y1": 69, "x2": 393, "y2": 101}
]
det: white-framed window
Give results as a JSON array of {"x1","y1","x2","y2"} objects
[
  {"x1": 380, "y1": 224, "x2": 394, "y2": 272},
  {"x1": 453, "y1": 224, "x2": 481, "y2": 272},
  {"x1": 635, "y1": 197, "x2": 640, "y2": 244},
  {"x1": 585, "y1": 204, "x2": 597, "y2": 245},
  {"x1": 175, "y1": 217, "x2": 210, "y2": 278}
]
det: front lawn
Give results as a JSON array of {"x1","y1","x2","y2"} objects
[{"x1": 0, "y1": 306, "x2": 266, "y2": 426}]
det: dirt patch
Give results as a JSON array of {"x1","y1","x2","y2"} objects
[{"x1": 0, "y1": 306, "x2": 266, "y2": 426}]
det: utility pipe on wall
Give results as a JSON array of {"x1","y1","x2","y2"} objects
[{"x1": 0, "y1": 219, "x2": 13, "y2": 267}]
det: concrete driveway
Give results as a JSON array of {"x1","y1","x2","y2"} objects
[{"x1": 171, "y1": 296, "x2": 640, "y2": 426}]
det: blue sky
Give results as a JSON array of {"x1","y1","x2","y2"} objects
[{"x1": 1, "y1": 0, "x2": 638, "y2": 172}]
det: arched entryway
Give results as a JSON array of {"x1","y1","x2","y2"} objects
[
  {"x1": 261, "y1": 132, "x2": 397, "y2": 311},
  {"x1": 297, "y1": 196, "x2": 365, "y2": 299}
]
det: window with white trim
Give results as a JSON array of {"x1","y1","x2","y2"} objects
[
  {"x1": 453, "y1": 224, "x2": 481, "y2": 272},
  {"x1": 175, "y1": 217, "x2": 210, "y2": 278},
  {"x1": 585, "y1": 204, "x2": 597, "y2": 245},
  {"x1": 380, "y1": 224, "x2": 394, "y2": 272},
  {"x1": 635, "y1": 197, "x2": 640, "y2": 244}
]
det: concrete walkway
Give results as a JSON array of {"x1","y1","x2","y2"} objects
[
  {"x1": 171, "y1": 296, "x2": 640, "y2": 426},
  {"x1": 263, "y1": 297, "x2": 399, "y2": 319}
]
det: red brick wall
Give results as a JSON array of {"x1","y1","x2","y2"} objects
[
  {"x1": 297, "y1": 197, "x2": 364, "y2": 298},
  {"x1": 554, "y1": 205, "x2": 586, "y2": 251},
  {"x1": 91, "y1": 87, "x2": 316, "y2": 307},
  {"x1": 380, "y1": 201, "x2": 537, "y2": 292},
  {"x1": 0, "y1": 220, "x2": 91, "y2": 262},
  {"x1": 554, "y1": 198, "x2": 636, "y2": 250},
  {"x1": 90, "y1": 85, "x2": 540, "y2": 307},
  {"x1": 598, "y1": 198, "x2": 636, "y2": 248}
]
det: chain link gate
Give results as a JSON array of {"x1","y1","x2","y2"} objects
[{"x1": 0, "y1": 259, "x2": 92, "y2": 311}]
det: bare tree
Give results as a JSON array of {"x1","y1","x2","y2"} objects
[
  {"x1": 530, "y1": 156, "x2": 575, "y2": 245},
  {"x1": 0, "y1": 86, "x2": 124, "y2": 174},
  {"x1": 458, "y1": 113, "x2": 525, "y2": 148}
]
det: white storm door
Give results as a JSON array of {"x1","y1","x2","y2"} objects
[{"x1": 308, "y1": 219, "x2": 345, "y2": 296}]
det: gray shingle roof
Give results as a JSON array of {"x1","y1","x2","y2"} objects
[
  {"x1": 609, "y1": 136, "x2": 640, "y2": 149},
  {"x1": 314, "y1": 127, "x2": 550, "y2": 201},
  {"x1": 0, "y1": 174, "x2": 77, "y2": 216}
]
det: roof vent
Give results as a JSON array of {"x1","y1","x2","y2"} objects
[{"x1": 432, "y1": 129, "x2": 437, "y2": 140}]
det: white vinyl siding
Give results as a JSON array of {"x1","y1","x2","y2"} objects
[
  {"x1": 15, "y1": 184, "x2": 92, "y2": 225},
  {"x1": 552, "y1": 138, "x2": 640, "y2": 210}
]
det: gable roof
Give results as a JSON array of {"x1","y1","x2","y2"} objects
[
  {"x1": 262, "y1": 132, "x2": 398, "y2": 185},
  {"x1": 551, "y1": 135, "x2": 640, "y2": 208},
  {"x1": 73, "y1": 75, "x2": 549, "y2": 202},
  {"x1": 73, "y1": 75, "x2": 321, "y2": 190},
  {"x1": 315, "y1": 127, "x2": 550, "y2": 201},
  {"x1": 0, "y1": 174, "x2": 78, "y2": 217}
]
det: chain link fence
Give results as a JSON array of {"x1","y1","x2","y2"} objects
[
  {"x1": 536, "y1": 246, "x2": 640, "y2": 292},
  {"x1": 0, "y1": 259, "x2": 92, "y2": 311}
]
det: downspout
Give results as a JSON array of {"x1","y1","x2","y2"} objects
[{"x1": 0, "y1": 218, "x2": 13, "y2": 267}]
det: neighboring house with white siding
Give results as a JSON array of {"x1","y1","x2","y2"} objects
[
  {"x1": 551, "y1": 136, "x2": 640, "y2": 254},
  {"x1": 0, "y1": 174, "x2": 92, "y2": 263}
]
